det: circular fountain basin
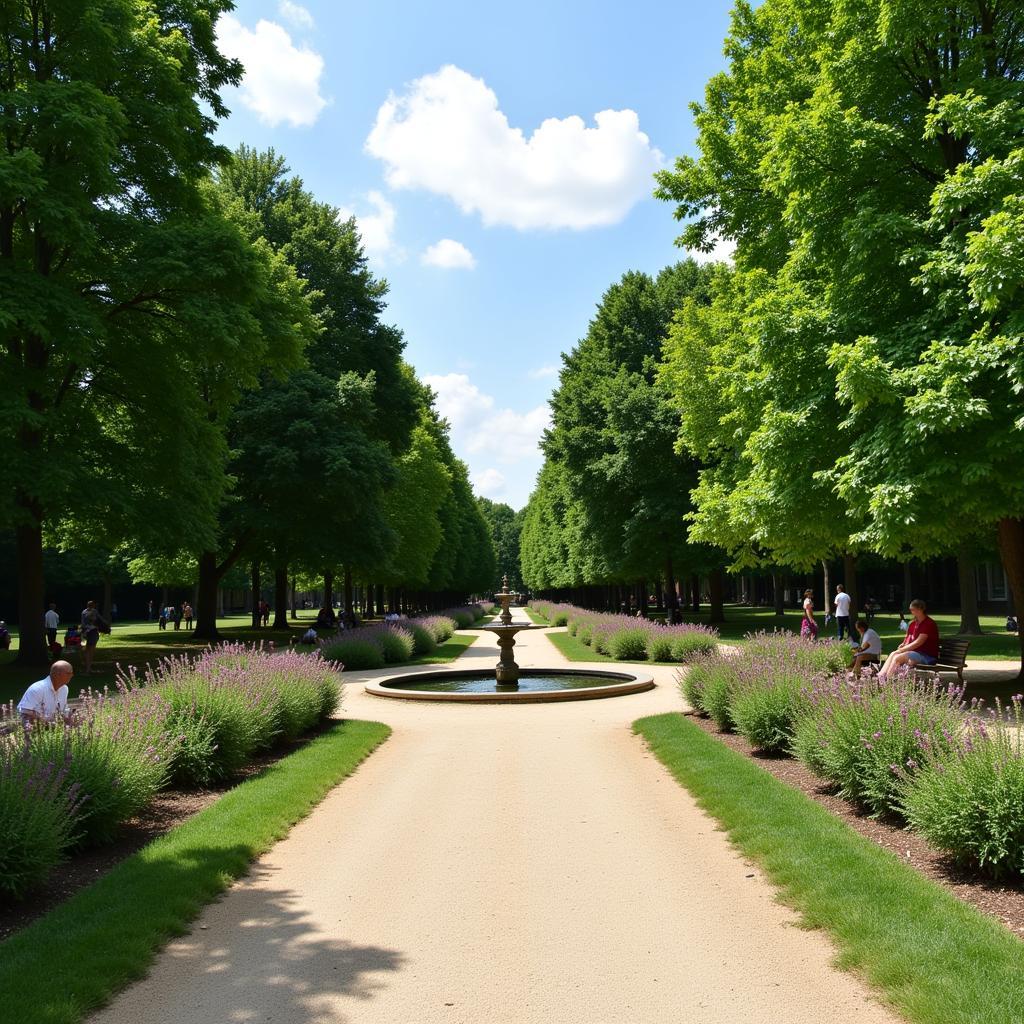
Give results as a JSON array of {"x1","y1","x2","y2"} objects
[{"x1": 365, "y1": 668, "x2": 655, "y2": 703}]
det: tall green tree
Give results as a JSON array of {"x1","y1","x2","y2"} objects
[
  {"x1": 477, "y1": 498, "x2": 524, "y2": 590},
  {"x1": 0, "y1": 0, "x2": 298, "y2": 664}
]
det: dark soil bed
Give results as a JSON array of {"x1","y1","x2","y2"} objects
[
  {"x1": 686, "y1": 712, "x2": 1024, "y2": 937},
  {"x1": 0, "y1": 722, "x2": 336, "y2": 942}
]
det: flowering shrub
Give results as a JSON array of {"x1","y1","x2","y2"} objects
[
  {"x1": 406, "y1": 623, "x2": 437, "y2": 655},
  {"x1": 419, "y1": 615, "x2": 456, "y2": 643},
  {"x1": 439, "y1": 603, "x2": 490, "y2": 628},
  {"x1": 900, "y1": 698, "x2": 1024, "y2": 877},
  {"x1": 27, "y1": 687, "x2": 177, "y2": 845},
  {"x1": 609, "y1": 627, "x2": 649, "y2": 660},
  {"x1": 0, "y1": 742, "x2": 84, "y2": 900},
  {"x1": 320, "y1": 637, "x2": 385, "y2": 671},
  {"x1": 530, "y1": 600, "x2": 574, "y2": 626},
  {"x1": 792, "y1": 672, "x2": 966, "y2": 818},
  {"x1": 377, "y1": 625, "x2": 415, "y2": 663},
  {"x1": 669, "y1": 631, "x2": 719, "y2": 662}
]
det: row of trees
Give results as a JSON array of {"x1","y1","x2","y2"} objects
[
  {"x1": 522, "y1": 0, "x2": 1024, "y2": 672},
  {"x1": 1, "y1": 3, "x2": 495, "y2": 664}
]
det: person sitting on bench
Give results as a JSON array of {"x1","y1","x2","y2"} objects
[
  {"x1": 850, "y1": 619, "x2": 882, "y2": 678},
  {"x1": 878, "y1": 599, "x2": 938, "y2": 680}
]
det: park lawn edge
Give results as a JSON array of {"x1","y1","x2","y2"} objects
[
  {"x1": 544, "y1": 628, "x2": 693, "y2": 667},
  {"x1": 0, "y1": 718, "x2": 391, "y2": 1024},
  {"x1": 633, "y1": 713, "x2": 1024, "y2": 1024}
]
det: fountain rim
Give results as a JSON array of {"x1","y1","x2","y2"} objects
[{"x1": 364, "y1": 667, "x2": 655, "y2": 703}]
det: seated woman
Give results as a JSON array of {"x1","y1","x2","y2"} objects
[{"x1": 850, "y1": 619, "x2": 882, "y2": 677}]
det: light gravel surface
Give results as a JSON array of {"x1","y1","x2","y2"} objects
[{"x1": 91, "y1": 614, "x2": 900, "y2": 1024}]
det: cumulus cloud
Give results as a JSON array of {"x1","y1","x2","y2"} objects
[
  {"x1": 421, "y1": 238, "x2": 476, "y2": 270},
  {"x1": 217, "y1": 15, "x2": 327, "y2": 128},
  {"x1": 278, "y1": 1, "x2": 314, "y2": 29},
  {"x1": 425, "y1": 373, "x2": 550, "y2": 464},
  {"x1": 689, "y1": 233, "x2": 737, "y2": 265},
  {"x1": 366, "y1": 65, "x2": 663, "y2": 230},
  {"x1": 472, "y1": 468, "x2": 507, "y2": 497},
  {"x1": 337, "y1": 191, "x2": 401, "y2": 263}
]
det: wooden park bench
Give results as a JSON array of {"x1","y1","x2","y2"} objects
[{"x1": 912, "y1": 637, "x2": 971, "y2": 686}]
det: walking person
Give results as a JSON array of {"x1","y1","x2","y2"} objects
[
  {"x1": 80, "y1": 600, "x2": 109, "y2": 675},
  {"x1": 800, "y1": 588, "x2": 819, "y2": 639},
  {"x1": 44, "y1": 602, "x2": 60, "y2": 652},
  {"x1": 148, "y1": 599, "x2": 155, "y2": 622},
  {"x1": 172, "y1": 604, "x2": 182, "y2": 631},
  {"x1": 158, "y1": 605, "x2": 168, "y2": 630},
  {"x1": 182, "y1": 602, "x2": 193, "y2": 630},
  {"x1": 833, "y1": 584, "x2": 852, "y2": 641}
]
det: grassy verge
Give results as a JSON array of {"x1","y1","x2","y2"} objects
[
  {"x1": 522, "y1": 607, "x2": 549, "y2": 624},
  {"x1": 634, "y1": 713, "x2": 1024, "y2": 1024},
  {"x1": 408, "y1": 633, "x2": 478, "y2": 665},
  {"x1": 545, "y1": 630, "x2": 687, "y2": 666},
  {"x1": 0, "y1": 719, "x2": 391, "y2": 1024}
]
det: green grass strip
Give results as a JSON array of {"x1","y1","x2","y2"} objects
[
  {"x1": 634, "y1": 713, "x2": 1024, "y2": 1024},
  {"x1": 0, "y1": 719, "x2": 391, "y2": 1024}
]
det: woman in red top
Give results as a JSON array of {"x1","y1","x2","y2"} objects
[{"x1": 878, "y1": 599, "x2": 939, "y2": 680}]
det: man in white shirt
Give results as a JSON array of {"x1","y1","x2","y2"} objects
[
  {"x1": 17, "y1": 661, "x2": 74, "y2": 724},
  {"x1": 44, "y1": 603, "x2": 60, "y2": 649},
  {"x1": 833, "y1": 584, "x2": 852, "y2": 641},
  {"x1": 850, "y1": 620, "x2": 882, "y2": 678}
]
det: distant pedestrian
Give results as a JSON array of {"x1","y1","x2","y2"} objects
[
  {"x1": 148, "y1": 599, "x2": 155, "y2": 621},
  {"x1": 80, "y1": 600, "x2": 109, "y2": 675},
  {"x1": 158, "y1": 606, "x2": 168, "y2": 631},
  {"x1": 833, "y1": 584, "x2": 852, "y2": 641},
  {"x1": 260, "y1": 600, "x2": 270, "y2": 627},
  {"x1": 172, "y1": 604, "x2": 182, "y2": 631},
  {"x1": 44, "y1": 603, "x2": 60, "y2": 649},
  {"x1": 111, "y1": 603, "x2": 118, "y2": 623},
  {"x1": 800, "y1": 589, "x2": 818, "y2": 639},
  {"x1": 182, "y1": 602, "x2": 193, "y2": 629}
]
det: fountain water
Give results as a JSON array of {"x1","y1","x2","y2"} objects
[{"x1": 363, "y1": 576, "x2": 654, "y2": 703}]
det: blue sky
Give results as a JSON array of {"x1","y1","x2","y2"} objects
[{"x1": 215, "y1": 0, "x2": 735, "y2": 508}]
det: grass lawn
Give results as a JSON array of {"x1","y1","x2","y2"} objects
[
  {"x1": 634, "y1": 713, "x2": 1024, "y2": 1024},
  {"x1": 0, "y1": 616, "x2": 478, "y2": 703},
  {"x1": 0, "y1": 718, "x2": 390, "y2": 1024},
  {"x1": 405, "y1": 632, "x2": 478, "y2": 666}
]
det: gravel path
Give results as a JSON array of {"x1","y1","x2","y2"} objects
[{"x1": 91, "y1": 614, "x2": 900, "y2": 1024}]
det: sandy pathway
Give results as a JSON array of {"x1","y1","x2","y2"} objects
[{"x1": 91, "y1": 616, "x2": 900, "y2": 1024}]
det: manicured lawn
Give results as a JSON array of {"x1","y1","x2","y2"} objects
[
  {"x1": 0, "y1": 617, "x2": 478, "y2": 702},
  {"x1": 634, "y1": 713, "x2": 1024, "y2": 1024},
  {"x1": 0, "y1": 718, "x2": 390, "y2": 1024},
  {"x1": 406, "y1": 633, "x2": 478, "y2": 665},
  {"x1": 522, "y1": 606, "x2": 548, "y2": 624}
]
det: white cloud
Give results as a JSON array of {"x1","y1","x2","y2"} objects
[
  {"x1": 337, "y1": 191, "x2": 401, "y2": 263},
  {"x1": 528, "y1": 364, "x2": 559, "y2": 380},
  {"x1": 689, "y1": 234, "x2": 736, "y2": 265},
  {"x1": 473, "y1": 468, "x2": 507, "y2": 498},
  {"x1": 421, "y1": 238, "x2": 476, "y2": 270},
  {"x1": 217, "y1": 15, "x2": 327, "y2": 128},
  {"x1": 425, "y1": 372, "x2": 550, "y2": 465},
  {"x1": 366, "y1": 65, "x2": 663, "y2": 230},
  {"x1": 278, "y1": 1, "x2": 314, "y2": 29}
]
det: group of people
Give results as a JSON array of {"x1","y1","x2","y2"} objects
[
  {"x1": 35, "y1": 600, "x2": 110, "y2": 674},
  {"x1": 155, "y1": 602, "x2": 192, "y2": 631},
  {"x1": 801, "y1": 586, "x2": 941, "y2": 678}
]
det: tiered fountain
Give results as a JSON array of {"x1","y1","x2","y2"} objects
[{"x1": 364, "y1": 576, "x2": 654, "y2": 703}]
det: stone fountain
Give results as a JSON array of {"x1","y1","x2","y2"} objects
[{"x1": 481, "y1": 575, "x2": 534, "y2": 685}]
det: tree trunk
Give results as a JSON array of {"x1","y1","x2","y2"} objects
[
  {"x1": 821, "y1": 559, "x2": 832, "y2": 619},
  {"x1": 343, "y1": 567, "x2": 354, "y2": 616},
  {"x1": 14, "y1": 518, "x2": 47, "y2": 666},
  {"x1": 956, "y1": 546, "x2": 982, "y2": 635},
  {"x1": 101, "y1": 573, "x2": 113, "y2": 624},
  {"x1": 773, "y1": 572, "x2": 785, "y2": 616},
  {"x1": 194, "y1": 551, "x2": 220, "y2": 640},
  {"x1": 289, "y1": 575, "x2": 297, "y2": 619},
  {"x1": 250, "y1": 561, "x2": 261, "y2": 628},
  {"x1": 323, "y1": 570, "x2": 334, "y2": 610},
  {"x1": 842, "y1": 552, "x2": 859, "y2": 618},
  {"x1": 709, "y1": 566, "x2": 725, "y2": 623},
  {"x1": 664, "y1": 554, "x2": 678, "y2": 613},
  {"x1": 997, "y1": 518, "x2": 1024, "y2": 680},
  {"x1": 639, "y1": 580, "x2": 648, "y2": 615},
  {"x1": 273, "y1": 566, "x2": 289, "y2": 629}
]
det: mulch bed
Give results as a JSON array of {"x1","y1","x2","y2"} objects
[
  {"x1": 0, "y1": 724, "x2": 335, "y2": 942},
  {"x1": 686, "y1": 712, "x2": 1024, "y2": 937}
]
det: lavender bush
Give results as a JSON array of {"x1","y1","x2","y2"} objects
[
  {"x1": 0, "y1": 741, "x2": 84, "y2": 900},
  {"x1": 792, "y1": 671, "x2": 967, "y2": 818},
  {"x1": 418, "y1": 615, "x2": 456, "y2": 643},
  {"x1": 377, "y1": 625, "x2": 415, "y2": 664},
  {"x1": 26, "y1": 686, "x2": 177, "y2": 845},
  {"x1": 900, "y1": 698, "x2": 1024, "y2": 877}
]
